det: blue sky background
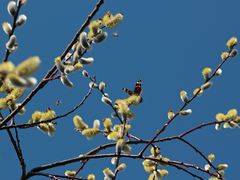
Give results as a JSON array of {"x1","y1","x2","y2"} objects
[{"x1": 1, "y1": 0, "x2": 240, "y2": 179}]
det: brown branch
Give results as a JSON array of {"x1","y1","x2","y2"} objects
[
  {"x1": 26, "y1": 153, "x2": 219, "y2": 179},
  {"x1": 0, "y1": 0, "x2": 105, "y2": 128},
  {"x1": 178, "y1": 137, "x2": 222, "y2": 179},
  {"x1": 169, "y1": 164, "x2": 204, "y2": 180},
  {"x1": 3, "y1": 1, "x2": 22, "y2": 62}
]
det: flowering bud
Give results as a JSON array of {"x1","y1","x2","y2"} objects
[
  {"x1": 99, "y1": 81, "x2": 106, "y2": 91},
  {"x1": 7, "y1": 1, "x2": 17, "y2": 16},
  {"x1": 193, "y1": 88, "x2": 203, "y2": 96},
  {"x1": 111, "y1": 157, "x2": 117, "y2": 165},
  {"x1": 93, "y1": 119, "x2": 100, "y2": 129},
  {"x1": 79, "y1": 32, "x2": 91, "y2": 50},
  {"x1": 208, "y1": 154, "x2": 215, "y2": 162},
  {"x1": 6, "y1": 35, "x2": 17, "y2": 50},
  {"x1": 101, "y1": 96, "x2": 112, "y2": 105},
  {"x1": 103, "y1": 118, "x2": 112, "y2": 130},
  {"x1": 229, "y1": 49, "x2": 238, "y2": 57},
  {"x1": 8, "y1": 73, "x2": 28, "y2": 87},
  {"x1": 226, "y1": 37, "x2": 238, "y2": 49},
  {"x1": 103, "y1": 168, "x2": 114, "y2": 179},
  {"x1": 87, "y1": 174, "x2": 95, "y2": 180},
  {"x1": 93, "y1": 32, "x2": 108, "y2": 43},
  {"x1": 180, "y1": 90, "x2": 189, "y2": 103},
  {"x1": 47, "y1": 122, "x2": 56, "y2": 136},
  {"x1": 89, "y1": 82, "x2": 98, "y2": 88},
  {"x1": 16, "y1": 56, "x2": 41, "y2": 77},
  {"x1": 64, "y1": 65, "x2": 75, "y2": 74},
  {"x1": 2, "y1": 22, "x2": 12, "y2": 35},
  {"x1": 60, "y1": 74, "x2": 73, "y2": 87},
  {"x1": 167, "y1": 111, "x2": 175, "y2": 119},
  {"x1": 179, "y1": 109, "x2": 192, "y2": 116},
  {"x1": 201, "y1": 81, "x2": 213, "y2": 90},
  {"x1": 116, "y1": 138, "x2": 125, "y2": 153},
  {"x1": 216, "y1": 164, "x2": 228, "y2": 171},
  {"x1": 202, "y1": 67, "x2": 212, "y2": 80},
  {"x1": 82, "y1": 70, "x2": 89, "y2": 77},
  {"x1": 215, "y1": 123, "x2": 221, "y2": 130},
  {"x1": 73, "y1": 115, "x2": 88, "y2": 131},
  {"x1": 16, "y1": 14, "x2": 27, "y2": 27},
  {"x1": 221, "y1": 52, "x2": 229, "y2": 61},
  {"x1": 117, "y1": 163, "x2": 126, "y2": 171},
  {"x1": 55, "y1": 57, "x2": 65, "y2": 73},
  {"x1": 79, "y1": 57, "x2": 94, "y2": 65},
  {"x1": 64, "y1": 170, "x2": 76, "y2": 177},
  {"x1": 215, "y1": 68, "x2": 222, "y2": 76},
  {"x1": 82, "y1": 128, "x2": 99, "y2": 139}
]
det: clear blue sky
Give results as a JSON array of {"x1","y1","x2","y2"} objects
[{"x1": 1, "y1": 0, "x2": 240, "y2": 179}]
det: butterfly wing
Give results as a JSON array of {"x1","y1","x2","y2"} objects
[{"x1": 133, "y1": 80, "x2": 142, "y2": 95}]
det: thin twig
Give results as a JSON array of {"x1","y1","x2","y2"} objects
[
  {"x1": 31, "y1": 172, "x2": 87, "y2": 180},
  {"x1": 0, "y1": 86, "x2": 93, "y2": 131}
]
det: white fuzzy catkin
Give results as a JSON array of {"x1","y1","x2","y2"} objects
[
  {"x1": 16, "y1": 14, "x2": 27, "y2": 27},
  {"x1": 7, "y1": 1, "x2": 17, "y2": 16},
  {"x1": 2, "y1": 22, "x2": 12, "y2": 35}
]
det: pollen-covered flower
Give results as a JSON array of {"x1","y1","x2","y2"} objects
[
  {"x1": 102, "y1": 12, "x2": 124, "y2": 29},
  {"x1": 82, "y1": 128, "x2": 99, "y2": 139},
  {"x1": 73, "y1": 115, "x2": 88, "y2": 131},
  {"x1": 64, "y1": 170, "x2": 76, "y2": 177},
  {"x1": 103, "y1": 168, "x2": 114, "y2": 179},
  {"x1": 117, "y1": 163, "x2": 126, "y2": 171},
  {"x1": 226, "y1": 37, "x2": 238, "y2": 49},
  {"x1": 15, "y1": 56, "x2": 41, "y2": 77},
  {"x1": 208, "y1": 154, "x2": 215, "y2": 162},
  {"x1": 116, "y1": 138, "x2": 125, "y2": 153},
  {"x1": 55, "y1": 56, "x2": 65, "y2": 73},
  {"x1": 180, "y1": 90, "x2": 189, "y2": 103},
  {"x1": 103, "y1": 118, "x2": 112, "y2": 131},
  {"x1": 193, "y1": 88, "x2": 203, "y2": 96},
  {"x1": 87, "y1": 174, "x2": 95, "y2": 180},
  {"x1": 221, "y1": 52, "x2": 229, "y2": 61},
  {"x1": 201, "y1": 81, "x2": 213, "y2": 90},
  {"x1": 202, "y1": 67, "x2": 212, "y2": 80},
  {"x1": 99, "y1": 81, "x2": 106, "y2": 91}
]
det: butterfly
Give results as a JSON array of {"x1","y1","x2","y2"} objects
[{"x1": 122, "y1": 80, "x2": 143, "y2": 96}]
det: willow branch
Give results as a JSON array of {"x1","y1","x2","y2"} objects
[
  {"x1": 138, "y1": 56, "x2": 230, "y2": 156},
  {"x1": 0, "y1": 0, "x2": 105, "y2": 128}
]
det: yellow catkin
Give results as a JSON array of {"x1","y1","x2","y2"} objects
[{"x1": 15, "y1": 56, "x2": 41, "y2": 77}]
